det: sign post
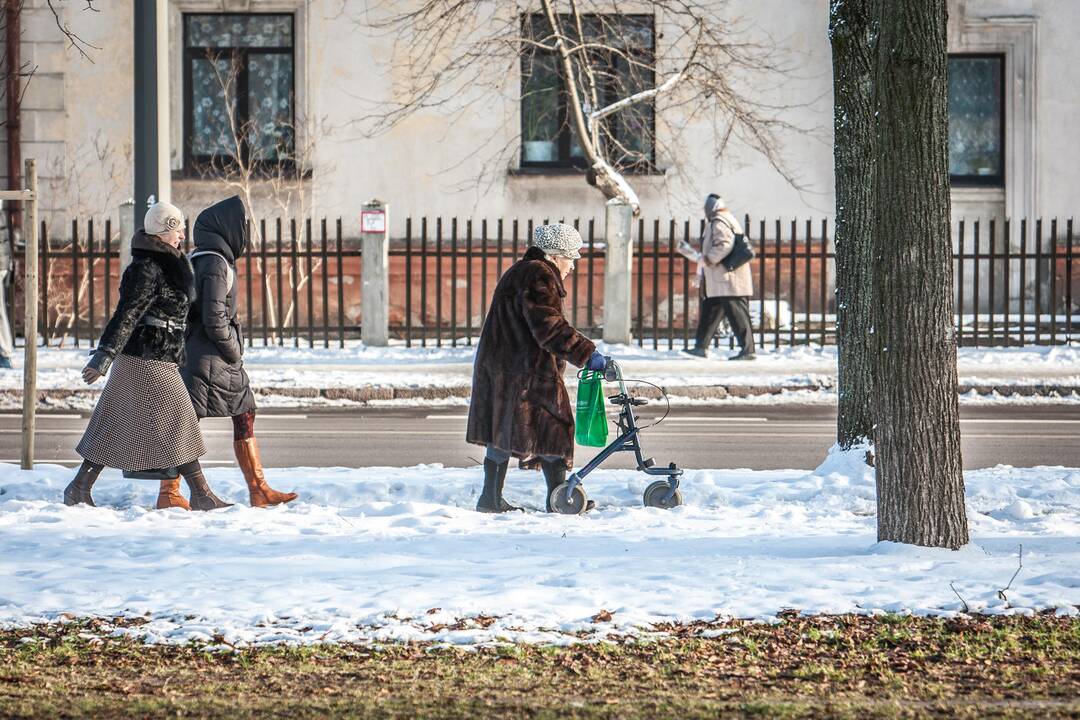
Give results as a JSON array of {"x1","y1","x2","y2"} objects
[
  {"x1": 360, "y1": 200, "x2": 389, "y2": 346},
  {"x1": 603, "y1": 198, "x2": 634, "y2": 344}
]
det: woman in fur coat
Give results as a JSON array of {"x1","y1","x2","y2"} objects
[
  {"x1": 466, "y1": 223, "x2": 609, "y2": 513},
  {"x1": 65, "y1": 201, "x2": 231, "y2": 511}
]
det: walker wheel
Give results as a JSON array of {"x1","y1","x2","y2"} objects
[
  {"x1": 549, "y1": 483, "x2": 588, "y2": 515},
  {"x1": 643, "y1": 480, "x2": 682, "y2": 509}
]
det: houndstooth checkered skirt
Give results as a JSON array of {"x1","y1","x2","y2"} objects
[{"x1": 76, "y1": 354, "x2": 206, "y2": 471}]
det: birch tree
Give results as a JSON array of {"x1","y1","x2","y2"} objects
[{"x1": 356, "y1": 0, "x2": 799, "y2": 215}]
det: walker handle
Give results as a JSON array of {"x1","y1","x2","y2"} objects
[{"x1": 603, "y1": 358, "x2": 620, "y2": 382}]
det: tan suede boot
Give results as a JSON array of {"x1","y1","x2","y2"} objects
[
  {"x1": 156, "y1": 477, "x2": 190, "y2": 510},
  {"x1": 234, "y1": 437, "x2": 298, "y2": 507}
]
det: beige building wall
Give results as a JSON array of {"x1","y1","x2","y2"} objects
[{"x1": 6, "y1": 0, "x2": 1079, "y2": 234}]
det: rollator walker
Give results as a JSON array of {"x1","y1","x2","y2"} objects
[{"x1": 549, "y1": 359, "x2": 684, "y2": 514}]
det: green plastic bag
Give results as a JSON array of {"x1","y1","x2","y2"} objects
[{"x1": 575, "y1": 369, "x2": 609, "y2": 447}]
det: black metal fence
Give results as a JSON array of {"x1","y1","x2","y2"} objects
[{"x1": 9, "y1": 215, "x2": 1078, "y2": 350}]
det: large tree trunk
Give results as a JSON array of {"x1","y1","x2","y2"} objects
[
  {"x1": 871, "y1": 0, "x2": 969, "y2": 549},
  {"x1": 829, "y1": 0, "x2": 878, "y2": 449}
]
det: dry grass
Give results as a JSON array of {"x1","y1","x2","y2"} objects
[{"x1": 1, "y1": 613, "x2": 1078, "y2": 718}]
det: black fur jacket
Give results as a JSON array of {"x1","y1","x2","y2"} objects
[
  {"x1": 89, "y1": 231, "x2": 195, "y2": 373},
  {"x1": 466, "y1": 246, "x2": 596, "y2": 469}
]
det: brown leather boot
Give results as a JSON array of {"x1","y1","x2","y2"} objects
[
  {"x1": 233, "y1": 437, "x2": 298, "y2": 507},
  {"x1": 64, "y1": 461, "x2": 102, "y2": 507},
  {"x1": 156, "y1": 477, "x2": 190, "y2": 510}
]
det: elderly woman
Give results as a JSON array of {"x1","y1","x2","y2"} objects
[
  {"x1": 683, "y1": 194, "x2": 756, "y2": 360},
  {"x1": 64, "y1": 201, "x2": 231, "y2": 511},
  {"x1": 182, "y1": 196, "x2": 296, "y2": 507},
  {"x1": 466, "y1": 223, "x2": 609, "y2": 513}
]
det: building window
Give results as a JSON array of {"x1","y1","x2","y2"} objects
[
  {"x1": 183, "y1": 13, "x2": 295, "y2": 171},
  {"x1": 948, "y1": 54, "x2": 1004, "y2": 187},
  {"x1": 520, "y1": 14, "x2": 655, "y2": 172}
]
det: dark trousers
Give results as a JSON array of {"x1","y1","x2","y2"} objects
[{"x1": 694, "y1": 295, "x2": 755, "y2": 354}]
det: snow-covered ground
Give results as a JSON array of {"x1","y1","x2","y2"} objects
[{"x1": 1, "y1": 451, "x2": 1077, "y2": 647}]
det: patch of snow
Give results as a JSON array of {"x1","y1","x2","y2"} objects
[{"x1": 0, "y1": 460, "x2": 1077, "y2": 646}]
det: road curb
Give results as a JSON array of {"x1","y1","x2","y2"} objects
[{"x1": 6, "y1": 382, "x2": 1080, "y2": 407}]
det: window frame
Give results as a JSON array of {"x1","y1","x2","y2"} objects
[
  {"x1": 519, "y1": 13, "x2": 657, "y2": 173},
  {"x1": 182, "y1": 12, "x2": 296, "y2": 175},
  {"x1": 948, "y1": 52, "x2": 1006, "y2": 188}
]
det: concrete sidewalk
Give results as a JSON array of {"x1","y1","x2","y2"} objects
[{"x1": 4, "y1": 344, "x2": 1079, "y2": 406}]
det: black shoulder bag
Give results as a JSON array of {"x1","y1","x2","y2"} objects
[{"x1": 718, "y1": 216, "x2": 755, "y2": 272}]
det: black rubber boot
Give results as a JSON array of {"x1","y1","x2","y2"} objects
[
  {"x1": 182, "y1": 466, "x2": 233, "y2": 511},
  {"x1": 64, "y1": 461, "x2": 102, "y2": 507},
  {"x1": 541, "y1": 458, "x2": 595, "y2": 513},
  {"x1": 476, "y1": 458, "x2": 522, "y2": 513}
]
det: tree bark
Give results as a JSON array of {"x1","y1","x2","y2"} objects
[
  {"x1": 829, "y1": 0, "x2": 877, "y2": 449},
  {"x1": 871, "y1": 0, "x2": 969, "y2": 549}
]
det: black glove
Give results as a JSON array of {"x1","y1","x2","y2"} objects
[
  {"x1": 82, "y1": 349, "x2": 113, "y2": 384},
  {"x1": 85, "y1": 349, "x2": 113, "y2": 376}
]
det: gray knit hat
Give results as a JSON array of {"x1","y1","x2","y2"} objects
[
  {"x1": 704, "y1": 194, "x2": 726, "y2": 216},
  {"x1": 144, "y1": 201, "x2": 185, "y2": 235},
  {"x1": 532, "y1": 223, "x2": 582, "y2": 260}
]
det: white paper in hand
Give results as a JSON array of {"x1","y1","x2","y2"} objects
[{"x1": 676, "y1": 241, "x2": 701, "y2": 262}]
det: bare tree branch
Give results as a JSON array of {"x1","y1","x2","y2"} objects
[
  {"x1": 590, "y1": 71, "x2": 681, "y2": 122},
  {"x1": 46, "y1": 0, "x2": 100, "y2": 63},
  {"x1": 174, "y1": 50, "x2": 337, "y2": 344},
  {"x1": 350, "y1": 0, "x2": 808, "y2": 214}
]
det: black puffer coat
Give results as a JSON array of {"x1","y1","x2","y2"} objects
[
  {"x1": 181, "y1": 196, "x2": 257, "y2": 418},
  {"x1": 91, "y1": 232, "x2": 195, "y2": 372}
]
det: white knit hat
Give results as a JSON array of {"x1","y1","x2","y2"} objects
[
  {"x1": 143, "y1": 201, "x2": 185, "y2": 235},
  {"x1": 532, "y1": 223, "x2": 582, "y2": 260}
]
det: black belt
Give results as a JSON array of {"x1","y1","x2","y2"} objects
[{"x1": 140, "y1": 315, "x2": 182, "y2": 332}]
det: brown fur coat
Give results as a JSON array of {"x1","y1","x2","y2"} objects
[{"x1": 466, "y1": 246, "x2": 596, "y2": 469}]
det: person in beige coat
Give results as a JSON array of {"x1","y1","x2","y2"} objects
[{"x1": 680, "y1": 194, "x2": 756, "y2": 360}]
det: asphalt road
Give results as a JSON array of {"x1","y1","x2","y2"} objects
[{"x1": 3, "y1": 403, "x2": 1079, "y2": 471}]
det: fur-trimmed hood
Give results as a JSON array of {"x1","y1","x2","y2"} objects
[{"x1": 131, "y1": 230, "x2": 195, "y2": 301}]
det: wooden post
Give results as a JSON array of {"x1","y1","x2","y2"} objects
[{"x1": 21, "y1": 159, "x2": 37, "y2": 470}]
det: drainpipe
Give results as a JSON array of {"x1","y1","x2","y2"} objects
[
  {"x1": 5, "y1": 0, "x2": 21, "y2": 242},
  {"x1": 133, "y1": 0, "x2": 170, "y2": 211}
]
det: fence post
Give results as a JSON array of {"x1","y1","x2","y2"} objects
[
  {"x1": 361, "y1": 199, "x2": 389, "y2": 346},
  {"x1": 21, "y1": 159, "x2": 37, "y2": 470},
  {"x1": 603, "y1": 199, "x2": 633, "y2": 345},
  {"x1": 118, "y1": 199, "x2": 135, "y2": 272}
]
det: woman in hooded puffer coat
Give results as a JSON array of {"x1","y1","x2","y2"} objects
[{"x1": 181, "y1": 196, "x2": 297, "y2": 507}]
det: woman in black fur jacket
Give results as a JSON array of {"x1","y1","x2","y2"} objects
[{"x1": 64, "y1": 201, "x2": 232, "y2": 511}]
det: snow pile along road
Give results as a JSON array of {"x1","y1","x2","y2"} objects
[
  {"x1": 5, "y1": 343, "x2": 1080, "y2": 394},
  {"x1": 0, "y1": 452, "x2": 1078, "y2": 646}
]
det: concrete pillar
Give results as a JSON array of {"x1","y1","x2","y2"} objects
[
  {"x1": 361, "y1": 200, "x2": 389, "y2": 346},
  {"x1": 602, "y1": 199, "x2": 634, "y2": 345},
  {"x1": 118, "y1": 200, "x2": 135, "y2": 273}
]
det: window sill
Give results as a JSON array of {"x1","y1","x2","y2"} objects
[
  {"x1": 951, "y1": 186, "x2": 1005, "y2": 200},
  {"x1": 172, "y1": 167, "x2": 313, "y2": 182},
  {"x1": 508, "y1": 166, "x2": 667, "y2": 179}
]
